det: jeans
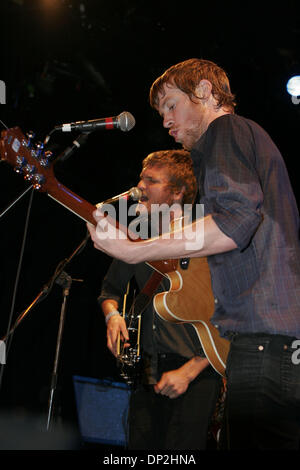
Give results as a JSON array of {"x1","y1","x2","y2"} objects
[
  {"x1": 128, "y1": 353, "x2": 222, "y2": 450},
  {"x1": 221, "y1": 333, "x2": 300, "y2": 450}
]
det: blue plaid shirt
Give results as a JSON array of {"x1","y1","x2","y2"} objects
[{"x1": 191, "y1": 114, "x2": 300, "y2": 339}]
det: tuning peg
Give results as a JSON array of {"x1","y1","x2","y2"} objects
[
  {"x1": 23, "y1": 131, "x2": 35, "y2": 148},
  {"x1": 23, "y1": 163, "x2": 37, "y2": 180},
  {"x1": 14, "y1": 155, "x2": 27, "y2": 174},
  {"x1": 35, "y1": 142, "x2": 44, "y2": 157},
  {"x1": 32, "y1": 173, "x2": 45, "y2": 190},
  {"x1": 30, "y1": 141, "x2": 44, "y2": 160},
  {"x1": 39, "y1": 150, "x2": 53, "y2": 168}
]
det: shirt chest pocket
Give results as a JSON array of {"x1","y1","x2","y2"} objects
[{"x1": 209, "y1": 243, "x2": 259, "y2": 298}]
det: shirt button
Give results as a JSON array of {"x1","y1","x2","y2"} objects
[
  {"x1": 214, "y1": 298, "x2": 218, "y2": 304},
  {"x1": 153, "y1": 325, "x2": 156, "y2": 330},
  {"x1": 214, "y1": 324, "x2": 219, "y2": 329},
  {"x1": 258, "y1": 345, "x2": 264, "y2": 351}
]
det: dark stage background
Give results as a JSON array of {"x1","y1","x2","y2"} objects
[{"x1": 0, "y1": 0, "x2": 299, "y2": 451}]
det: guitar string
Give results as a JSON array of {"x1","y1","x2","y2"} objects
[{"x1": 0, "y1": 119, "x2": 8, "y2": 130}]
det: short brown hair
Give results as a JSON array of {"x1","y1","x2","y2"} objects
[
  {"x1": 150, "y1": 58, "x2": 236, "y2": 113},
  {"x1": 142, "y1": 149, "x2": 197, "y2": 206}
]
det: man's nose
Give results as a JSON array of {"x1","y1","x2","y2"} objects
[
  {"x1": 163, "y1": 113, "x2": 174, "y2": 128},
  {"x1": 137, "y1": 179, "x2": 145, "y2": 190}
]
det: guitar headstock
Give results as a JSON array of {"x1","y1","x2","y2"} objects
[{"x1": 0, "y1": 127, "x2": 56, "y2": 191}]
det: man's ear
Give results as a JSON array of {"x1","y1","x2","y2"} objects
[
  {"x1": 173, "y1": 186, "x2": 185, "y2": 204},
  {"x1": 195, "y1": 79, "x2": 212, "y2": 100}
]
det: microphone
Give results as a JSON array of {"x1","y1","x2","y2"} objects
[
  {"x1": 55, "y1": 132, "x2": 90, "y2": 163},
  {"x1": 55, "y1": 111, "x2": 135, "y2": 133},
  {"x1": 96, "y1": 187, "x2": 142, "y2": 207}
]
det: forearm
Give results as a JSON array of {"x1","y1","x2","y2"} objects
[
  {"x1": 101, "y1": 299, "x2": 119, "y2": 319},
  {"x1": 120, "y1": 215, "x2": 237, "y2": 264},
  {"x1": 180, "y1": 356, "x2": 210, "y2": 383},
  {"x1": 154, "y1": 356, "x2": 210, "y2": 398},
  {"x1": 88, "y1": 213, "x2": 237, "y2": 265}
]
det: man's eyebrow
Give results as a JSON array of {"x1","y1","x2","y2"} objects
[
  {"x1": 157, "y1": 94, "x2": 169, "y2": 112},
  {"x1": 158, "y1": 94, "x2": 176, "y2": 116},
  {"x1": 142, "y1": 175, "x2": 155, "y2": 180},
  {"x1": 140, "y1": 173, "x2": 163, "y2": 183}
]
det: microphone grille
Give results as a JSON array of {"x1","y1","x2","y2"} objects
[
  {"x1": 118, "y1": 111, "x2": 136, "y2": 132},
  {"x1": 129, "y1": 187, "x2": 142, "y2": 201}
]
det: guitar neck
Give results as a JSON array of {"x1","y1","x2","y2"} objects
[
  {"x1": 0, "y1": 127, "x2": 181, "y2": 257},
  {"x1": 0, "y1": 126, "x2": 97, "y2": 226},
  {"x1": 46, "y1": 180, "x2": 97, "y2": 226}
]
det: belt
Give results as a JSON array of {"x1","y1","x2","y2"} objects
[{"x1": 228, "y1": 332, "x2": 298, "y2": 347}]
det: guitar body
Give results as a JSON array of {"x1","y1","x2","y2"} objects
[
  {"x1": 1, "y1": 126, "x2": 230, "y2": 376},
  {"x1": 150, "y1": 258, "x2": 230, "y2": 377}
]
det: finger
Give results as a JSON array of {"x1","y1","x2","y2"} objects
[
  {"x1": 94, "y1": 213, "x2": 119, "y2": 243},
  {"x1": 168, "y1": 391, "x2": 179, "y2": 399},
  {"x1": 120, "y1": 324, "x2": 130, "y2": 342},
  {"x1": 107, "y1": 328, "x2": 120, "y2": 357},
  {"x1": 94, "y1": 207, "x2": 118, "y2": 227},
  {"x1": 158, "y1": 386, "x2": 173, "y2": 397},
  {"x1": 86, "y1": 222, "x2": 95, "y2": 237},
  {"x1": 107, "y1": 336, "x2": 117, "y2": 357},
  {"x1": 119, "y1": 331, "x2": 130, "y2": 347},
  {"x1": 94, "y1": 207, "x2": 106, "y2": 220},
  {"x1": 154, "y1": 382, "x2": 167, "y2": 394}
]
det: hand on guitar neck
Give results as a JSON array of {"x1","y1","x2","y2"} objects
[{"x1": 102, "y1": 300, "x2": 130, "y2": 357}]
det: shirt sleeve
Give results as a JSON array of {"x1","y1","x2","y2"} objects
[
  {"x1": 200, "y1": 115, "x2": 264, "y2": 251},
  {"x1": 98, "y1": 259, "x2": 135, "y2": 308}
]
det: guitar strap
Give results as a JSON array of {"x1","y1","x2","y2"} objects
[{"x1": 131, "y1": 269, "x2": 164, "y2": 316}]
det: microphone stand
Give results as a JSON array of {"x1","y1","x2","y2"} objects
[
  {"x1": 1, "y1": 233, "x2": 89, "y2": 343},
  {"x1": 54, "y1": 132, "x2": 91, "y2": 164},
  {"x1": 1, "y1": 131, "x2": 92, "y2": 341},
  {"x1": 46, "y1": 270, "x2": 72, "y2": 431},
  {"x1": 0, "y1": 134, "x2": 92, "y2": 427},
  {"x1": 0, "y1": 185, "x2": 33, "y2": 219},
  {"x1": 1, "y1": 232, "x2": 90, "y2": 430}
]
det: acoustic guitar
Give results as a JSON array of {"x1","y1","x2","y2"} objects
[{"x1": 0, "y1": 127, "x2": 229, "y2": 376}]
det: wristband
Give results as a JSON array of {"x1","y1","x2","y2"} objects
[{"x1": 105, "y1": 310, "x2": 120, "y2": 324}]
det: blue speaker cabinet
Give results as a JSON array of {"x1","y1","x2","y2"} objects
[{"x1": 73, "y1": 375, "x2": 131, "y2": 447}]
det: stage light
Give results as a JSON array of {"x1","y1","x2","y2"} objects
[
  {"x1": 286, "y1": 76, "x2": 300, "y2": 104},
  {"x1": 41, "y1": 0, "x2": 61, "y2": 8}
]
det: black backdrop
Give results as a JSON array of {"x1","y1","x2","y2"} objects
[{"x1": 0, "y1": 0, "x2": 299, "y2": 450}]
